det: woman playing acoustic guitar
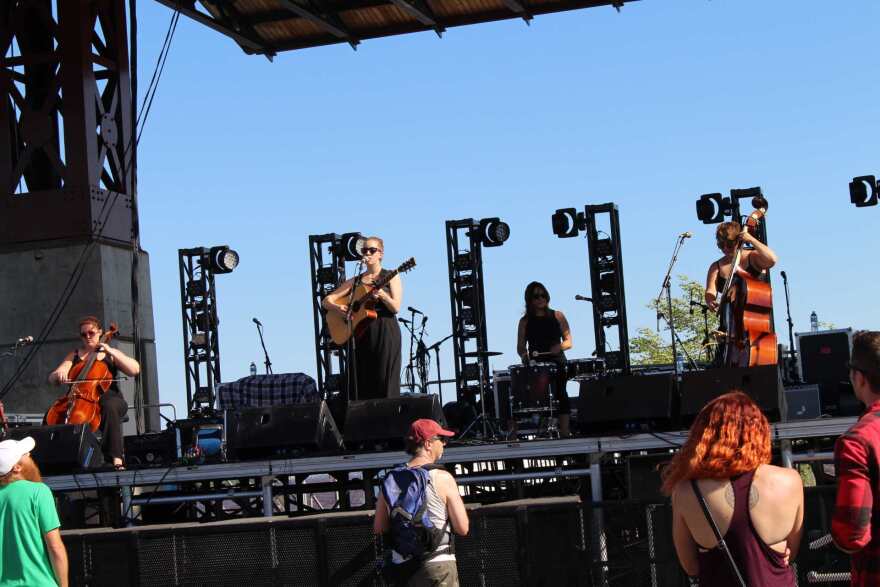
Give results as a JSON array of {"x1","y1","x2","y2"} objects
[
  {"x1": 48, "y1": 316, "x2": 140, "y2": 470},
  {"x1": 323, "y1": 236, "x2": 403, "y2": 400}
]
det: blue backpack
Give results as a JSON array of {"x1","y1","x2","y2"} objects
[{"x1": 381, "y1": 465, "x2": 449, "y2": 559}]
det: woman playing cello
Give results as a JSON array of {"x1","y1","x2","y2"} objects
[{"x1": 48, "y1": 316, "x2": 140, "y2": 470}]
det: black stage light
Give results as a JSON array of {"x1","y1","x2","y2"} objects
[
  {"x1": 206, "y1": 245, "x2": 239, "y2": 274},
  {"x1": 696, "y1": 193, "x2": 726, "y2": 224},
  {"x1": 194, "y1": 312, "x2": 211, "y2": 332},
  {"x1": 337, "y1": 232, "x2": 364, "y2": 262},
  {"x1": 595, "y1": 238, "x2": 613, "y2": 258},
  {"x1": 316, "y1": 266, "x2": 337, "y2": 286},
  {"x1": 459, "y1": 285, "x2": 476, "y2": 308},
  {"x1": 849, "y1": 176, "x2": 878, "y2": 207},
  {"x1": 551, "y1": 208, "x2": 585, "y2": 238},
  {"x1": 599, "y1": 272, "x2": 617, "y2": 293},
  {"x1": 454, "y1": 253, "x2": 474, "y2": 271},
  {"x1": 186, "y1": 279, "x2": 206, "y2": 298},
  {"x1": 477, "y1": 217, "x2": 510, "y2": 247}
]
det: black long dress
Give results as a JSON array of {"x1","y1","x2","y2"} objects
[
  {"x1": 353, "y1": 269, "x2": 401, "y2": 400},
  {"x1": 71, "y1": 351, "x2": 128, "y2": 460}
]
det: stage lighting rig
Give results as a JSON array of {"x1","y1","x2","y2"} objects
[
  {"x1": 849, "y1": 175, "x2": 878, "y2": 207},
  {"x1": 551, "y1": 208, "x2": 586, "y2": 238},
  {"x1": 337, "y1": 232, "x2": 365, "y2": 261},
  {"x1": 474, "y1": 217, "x2": 510, "y2": 247},
  {"x1": 179, "y1": 245, "x2": 240, "y2": 415},
  {"x1": 207, "y1": 245, "x2": 240, "y2": 274},
  {"x1": 695, "y1": 193, "x2": 730, "y2": 224}
]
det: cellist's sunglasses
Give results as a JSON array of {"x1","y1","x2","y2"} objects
[{"x1": 80, "y1": 330, "x2": 98, "y2": 338}]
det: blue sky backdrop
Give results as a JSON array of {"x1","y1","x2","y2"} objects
[{"x1": 134, "y1": 0, "x2": 880, "y2": 413}]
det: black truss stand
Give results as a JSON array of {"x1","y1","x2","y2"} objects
[
  {"x1": 179, "y1": 248, "x2": 223, "y2": 415},
  {"x1": 308, "y1": 234, "x2": 349, "y2": 400},
  {"x1": 584, "y1": 204, "x2": 631, "y2": 373},
  {"x1": 445, "y1": 219, "x2": 496, "y2": 430}
]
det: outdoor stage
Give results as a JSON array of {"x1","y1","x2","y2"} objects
[{"x1": 48, "y1": 415, "x2": 854, "y2": 586}]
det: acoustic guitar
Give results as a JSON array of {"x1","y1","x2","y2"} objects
[{"x1": 326, "y1": 258, "x2": 416, "y2": 345}]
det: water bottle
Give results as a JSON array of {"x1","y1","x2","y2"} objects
[
  {"x1": 675, "y1": 352, "x2": 685, "y2": 374},
  {"x1": 810, "y1": 311, "x2": 818, "y2": 333},
  {"x1": 249, "y1": 361, "x2": 257, "y2": 376}
]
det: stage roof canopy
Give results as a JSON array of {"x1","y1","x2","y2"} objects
[{"x1": 157, "y1": 0, "x2": 637, "y2": 56}]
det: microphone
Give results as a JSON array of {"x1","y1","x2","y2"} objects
[
  {"x1": 398, "y1": 318, "x2": 411, "y2": 325},
  {"x1": 575, "y1": 295, "x2": 593, "y2": 302},
  {"x1": 16, "y1": 336, "x2": 34, "y2": 346},
  {"x1": 407, "y1": 306, "x2": 423, "y2": 315},
  {"x1": 421, "y1": 315, "x2": 428, "y2": 326},
  {"x1": 680, "y1": 231, "x2": 693, "y2": 239},
  {"x1": 252, "y1": 317, "x2": 262, "y2": 327},
  {"x1": 780, "y1": 270, "x2": 787, "y2": 280}
]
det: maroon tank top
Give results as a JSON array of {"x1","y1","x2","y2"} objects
[{"x1": 695, "y1": 470, "x2": 795, "y2": 587}]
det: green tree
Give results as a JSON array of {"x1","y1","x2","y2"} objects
[{"x1": 629, "y1": 276, "x2": 720, "y2": 365}]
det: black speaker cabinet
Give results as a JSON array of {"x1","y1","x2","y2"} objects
[
  {"x1": 578, "y1": 373, "x2": 674, "y2": 433},
  {"x1": 226, "y1": 401, "x2": 342, "y2": 459},
  {"x1": 8, "y1": 424, "x2": 104, "y2": 474},
  {"x1": 124, "y1": 428, "x2": 179, "y2": 467},
  {"x1": 343, "y1": 394, "x2": 446, "y2": 448},
  {"x1": 679, "y1": 365, "x2": 782, "y2": 421},
  {"x1": 797, "y1": 329, "x2": 856, "y2": 415}
]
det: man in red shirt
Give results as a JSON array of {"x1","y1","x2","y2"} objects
[{"x1": 832, "y1": 330, "x2": 880, "y2": 586}]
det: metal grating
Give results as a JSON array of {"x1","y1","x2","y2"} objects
[
  {"x1": 177, "y1": 528, "x2": 275, "y2": 586},
  {"x1": 275, "y1": 525, "x2": 322, "y2": 586},
  {"x1": 325, "y1": 522, "x2": 380, "y2": 586}
]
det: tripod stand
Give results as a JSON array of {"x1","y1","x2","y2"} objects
[{"x1": 457, "y1": 350, "x2": 503, "y2": 440}]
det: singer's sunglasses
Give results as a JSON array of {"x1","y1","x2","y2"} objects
[
  {"x1": 532, "y1": 293, "x2": 548, "y2": 300},
  {"x1": 361, "y1": 247, "x2": 381, "y2": 256}
]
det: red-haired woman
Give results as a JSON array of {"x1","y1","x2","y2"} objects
[{"x1": 662, "y1": 392, "x2": 803, "y2": 585}]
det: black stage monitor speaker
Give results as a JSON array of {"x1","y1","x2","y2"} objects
[
  {"x1": 783, "y1": 384, "x2": 822, "y2": 421},
  {"x1": 679, "y1": 365, "x2": 782, "y2": 421},
  {"x1": 344, "y1": 394, "x2": 445, "y2": 448},
  {"x1": 797, "y1": 329, "x2": 856, "y2": 415},
  {"x1": 8, "y1": 424, "x2": 104, "y2": 474},
  {"x1": 578, "y1": 373, "x2": 674, "y2": 433},
  {"x1": 124, "y1": 428, "x2": 179, "y2": 467},
  {"x1": 226, "y1": 401, "x2": 343, "y2": 459},
  {"x1": 797, "y1": 329, "x2": 852, "y2": 386}
]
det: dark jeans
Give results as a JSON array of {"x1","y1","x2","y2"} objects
[{"x1": 99, "y1": 390, "x2": 128, "y2": 460}]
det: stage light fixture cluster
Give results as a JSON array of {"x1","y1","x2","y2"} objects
[
  {"x1": 475, "y1": 217, "x2": 510, "y2": 247},
  {"x1": 206, "y1": 245, "x2": 239, "y2": 274},
  {"x1": 850, "y1": 175, "x2": 879, "y2": 207},
  {"x1": 337, "y1": 232, "x2": 365, "y2": 261},
  {"x1": 551, "y1": 208, "x2": 586, "y2": 238}
]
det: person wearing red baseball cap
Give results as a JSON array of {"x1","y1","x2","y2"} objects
[
  {"x1": 374, "y1": 419, "x2": 468, "y2": 586},
  {"x1": 0, "y1": 437, "x2": 69, "y2": 586}
]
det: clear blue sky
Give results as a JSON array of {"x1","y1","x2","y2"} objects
[{"x1": 134, "y1": 0, "x2": 880, "y2": 415}]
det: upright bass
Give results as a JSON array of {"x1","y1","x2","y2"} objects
[
  {"x1": 718, "y1": 197, "x2": 778, "y2": 367},
  {"x1": 45, "y1": 323, "x2": 119, "y2": 432}
]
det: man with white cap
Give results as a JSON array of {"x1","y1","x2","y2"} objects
[{"x1": 0, "y1": 436, "x2": 68, "y2": 586}]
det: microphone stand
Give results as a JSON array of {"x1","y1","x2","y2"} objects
[
  {"x1": 254, "y1": 320, "x2": 273, "y2": 374},
  {"x1": 780, "y1": 271, "x2": 799, "y2": 383},
  {"x1": 426, "y1": 333, "x2": 455, "y2": 403},
  {"x1": 345, "y1": 261, "x2": 363, "y2": 401},
  {"x1": 654, "y1": 234, "x2": 695, "y2": 377},
  {"x1": 399, "y1": 318, "x2": 419, "y2": 393}
]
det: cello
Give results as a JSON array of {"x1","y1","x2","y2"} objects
[
  {"x1": 718, "y1": 197, "x2": 778, "y2": 367},
  {"x1": 45, "y1": 323, "x2": 119, "y2": 432}
]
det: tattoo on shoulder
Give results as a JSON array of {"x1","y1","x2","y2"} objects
[
  {"x1": 749, "y1": 485, "x2": 759, "y2": 509},
  {"x1": 724, "y1": 483, "x2": 735, "y2": 508}
]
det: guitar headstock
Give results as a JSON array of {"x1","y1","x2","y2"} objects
[{"x1": 397, "y1": 257, "x2": 416, "y2": 274}]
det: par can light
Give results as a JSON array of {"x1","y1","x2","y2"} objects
[{"x1": 207, "y1": 245, "x2": 239, "y2": 274}]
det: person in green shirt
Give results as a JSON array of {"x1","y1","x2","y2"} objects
[{"x1": 0, "y1": 436, "x2": 68, "y2": 587}]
